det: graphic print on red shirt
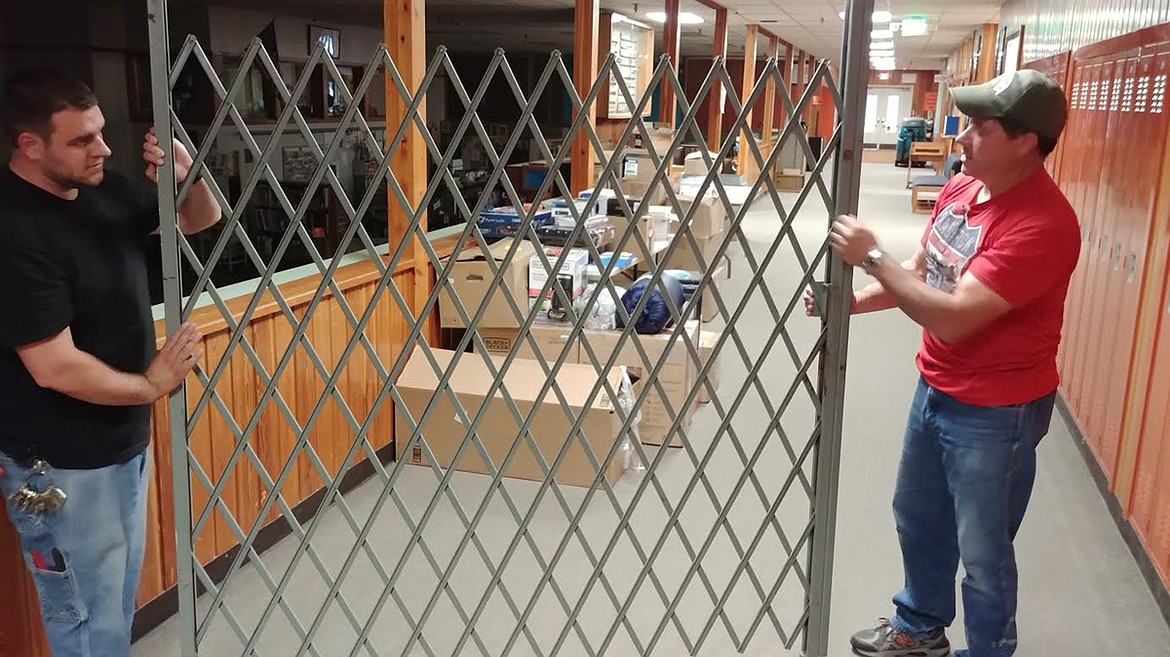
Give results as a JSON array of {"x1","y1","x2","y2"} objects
[
  {"x1": 925, "y1": 201, "x2": 980, "y2": 294},
  {"x1": 915, "y1": 169, "x2": 1081, "y2": 408}
]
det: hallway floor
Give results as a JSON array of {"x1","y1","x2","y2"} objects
[{"x1": 132, "y1": 161, "x2": 1170, "y2": 656}]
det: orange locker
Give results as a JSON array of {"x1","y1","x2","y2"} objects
[
  {"x1": 1128, "y1": 282, "x2": 1170, "y2": 590},
  {"x1": 1084, "y1": 50, "x2": 1143, "y2": 467},
  {"x1": 1053, "y1": 62, "x2": 1093, "y2": 390},
  {"x1": 1100, "y1": 46, "x2": 1170, "y2": 480},
  {"x1": 1065, "y1": 59, "x2": 1119, "y2": 426}
]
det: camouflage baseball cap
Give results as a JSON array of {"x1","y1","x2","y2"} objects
[{"x1": 951, "y1": 69, "x2": 1069, "y2": 141}]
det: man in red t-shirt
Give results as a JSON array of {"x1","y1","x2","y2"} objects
[{"x1": 811, "y1": 70, "x2": 1078, "y2": 657}]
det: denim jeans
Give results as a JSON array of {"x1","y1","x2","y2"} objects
[
  {"x1": 890, "y1": 377, "x2": 1055, "y2": 657},
  {"x1": 0, "y1": 449, "x2": 149, "y2": 657}
]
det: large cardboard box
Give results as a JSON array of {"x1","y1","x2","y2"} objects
[
  {"x1": 677, "y1": 195, "x2": 729, "y2": 239},
  {"x1": 621, "y1": 179, "x2": 670, "y2": 206},
  {"x1": 475, "y1": 324, "x2": 582, "y2": 363},
  {"x1": 658, "y1": 234, "x2": 725, "y2": 273},
  {"x1": 582, "y1": 323, "x2": 702, "y2": 448},
  {"x1": 395, "y1": 349, "x2": 630, "y2": 487},
  {"x1": 607, "y1": 214, "x2": 656, "y2": 263},
  {"x1": 440, "y1": 240, "x2": 536, "y2": 329}
]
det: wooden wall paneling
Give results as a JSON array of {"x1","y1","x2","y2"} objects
[
  {"x1": 296, "y1": 302, "x2": 331, "y2": 496},
  {"x1": 135, "y1": 427, "x2": 166, "y2": 607},
  {"x1": 1102, "y1": 46, "x2": 1170, "y2": 487},
  {"x1": 0, "y1": 501, "x2": 50, "y2": 656},
  {"x1": 255, "y1": 312, "x2": 304, "y2": 523},
  {"x1": 227, "y1": 325, "x2": 264, "y2": 538},
  {"x1": 204, "y1": 332, "x2": 245, "y2": 558},
  {"x1": 1085, "y1": 49, "x2": 1143, "y2": 476},
  {"x1": 151, "y1": 394, "x2": 178, "y2": 591},
  {"x1": 1118, "y1": 43, "x2": 1170, "y2": 509},
  {"x1": 187, "y1": 346, "x2": 219, "y2": 564},
  {"x1": 339, "y1": 284, "x2": 373, "y2": 471}
]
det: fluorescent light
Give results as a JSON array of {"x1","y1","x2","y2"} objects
[
  {"x1": 901, "y1": 17, "x2": 929, "y2": 36},
  {"x1": 872, "y1": 29, "x2": 893, "y2": 39},
  {"x1": 647, "y1": 11, "x2": 704, "y2": 24},
  {"x1": 873, "y1": 10, "x2": 893, "y2": 23},
  {"x1": 872, "y1": 59, "x2": 897, "y2": 71},
  {"x1": 870, "y1": 41, "x2": 894, "y2": 50}
]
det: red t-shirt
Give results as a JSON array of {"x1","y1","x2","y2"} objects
[{"x1": 916, "y1": 168, "x2": 1081, "y2": 407}]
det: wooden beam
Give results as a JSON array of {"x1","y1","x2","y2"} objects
[
  {"x1": 660, "y1": 0, "x2": 681, "y2": 127},
  {"x1": 737, "y1": 25, "x2": 759, "y2": 180},
  {"x1": 572, "y1": 0, "x2": 600, "y2": 194},
  {"x1": 976, "y1": 22, "x2": 1000, "y2": 82},
  {"x1": 385, "y1": 0, "x2": 429, "y2": 315},
  {"x1": 761, "y1": 36, "x2": 778, "y2": 151},
  {"x1": 706, "y1": 5, "x2": 728, "y2": 152}
]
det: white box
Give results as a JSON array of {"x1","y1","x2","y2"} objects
[{"x1": 529, "y1": 247, "x2": 590, "y2": 313}]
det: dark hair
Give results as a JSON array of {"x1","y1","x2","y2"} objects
[
  {"x1": 996, "y1": 115, "x2": 1059, "y2": 157},
  {"x1": 0, "y1": 68, "x2": 98, "y2": 148}
]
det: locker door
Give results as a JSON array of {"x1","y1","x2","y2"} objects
[
  {"x1": 1058, "y1": 67, "x2": 1091, "y2": 385},
  {"x1": 1117, "y1": 42, "x2": 1170, "y2": 509},
  {"x1": 1130, "y1": 284, "x2": 1170, "y2": 589},
  {"x1": 1062, "y1": 61, "x2": 1106, "y2": 418},
  {"x1": 1088, "y1": 51, "x2": 1145, "y2": 474},
  {"x1": 1068, "y1": 58, "x2": 1124, "y2": 440},
  {"x1": 1081, "y1": 58, "x2": 1130, "y2": 458},
  {"x1": 1102, "y1": 49, "x2": 1170, "y2": 483}
]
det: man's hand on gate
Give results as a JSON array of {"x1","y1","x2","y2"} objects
[
  {"x1": 829, "y1": 214, "x2": 880, "y2": 267},
  {"x1": 145, "y1": 323, "x2": 204, "y2": 399},
  {"x1": 143, "y1": 127, "x2": 194, "y2": 184}
]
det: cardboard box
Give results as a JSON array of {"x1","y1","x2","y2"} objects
[
  {"x1": 440, "y1": 240, "x2": 536, "y2": 329},
  {"x1": 621, "y1": 179, "x2": 670, "y2": 206},
  {"x1": 677, "y1": 195, "x2": 729, "y2": 239},
  {"x1": 475, "y1": 324, "x2": 582, "y2": 363},
  {"x1": 776, "y1": 168, "x2": 805, "y2": 192},
  {"x1": 529, "y1": 247, "x2": 590, "y2": 314},
  {"x1": 395, "y1": 349, "x2": 630, "y2": 488},
  {"x1": 695, "y1": 327, "x2": 722, "y2": 404},
  {"x1": 658, "y1": 234, "x2": 725, "y2": 273},
  {"x1": 700, "y1": 263, "x2": 729, "y2": 324},
  {"x1": 607, "y1": 214, "x2": 656, "y2": 263},
  {"x1": 581, "y1": 322, "x2": 702, "y2": 447}
]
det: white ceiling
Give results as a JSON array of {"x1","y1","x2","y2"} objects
[{"x1": 209, "y1": 0, "x2": 1005, "y2": 71}]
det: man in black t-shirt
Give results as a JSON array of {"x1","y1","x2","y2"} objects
[{"x1": 0, "y1": 69, "x2": 221, "y2": 657}]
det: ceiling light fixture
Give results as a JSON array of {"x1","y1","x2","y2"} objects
[
  {"x1": 647, "y1": 11, "x2": 704, "y2": 24},
  {"x1": 871, "y1": 41, "x2": 894, "y2": 50},
  {"x1": 872, "y1": 29, "x2": 893, "y2": 39},
  {"x1": 873, "y1": 10, "x2": 893, "y2": 23}
]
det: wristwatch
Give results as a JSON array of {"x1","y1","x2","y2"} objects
[{"x1": 861, "y1": 248, "x2": 885, "y2": 275}]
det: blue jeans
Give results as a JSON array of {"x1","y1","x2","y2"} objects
[
  {"x1": 0, "y1": 450, "x2": 149, "y2": 657},
  {"x1": 890, "y1": 378, "x2": 1055, "y2": 657}
]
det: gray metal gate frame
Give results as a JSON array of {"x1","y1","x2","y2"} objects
[{"x1": 145, "y1": 0, "x2": 872, "y2": 655}]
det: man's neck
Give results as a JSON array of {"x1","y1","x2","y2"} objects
[
  {"x1": 977, "y1": 160, "x2": 1045, "y2": 201},
  {"x1": 8, "y1": 158, "x2": 79, "y2": 200}
]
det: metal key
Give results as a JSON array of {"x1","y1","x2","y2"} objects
[{"x1": 6, "y1": 460, "x2": 67, "y2": 515}]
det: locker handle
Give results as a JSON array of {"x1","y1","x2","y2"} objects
[
  {"x1": 1126, "y1": 253, "x2": 1138, "y2": 282},
  {"x1": 1112, "y1": 244, "x2": 1123, "y2": 270}
]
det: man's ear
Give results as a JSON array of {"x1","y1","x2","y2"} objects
[{"x1": 15, "y1": 131, "x2": 46, "y2": 160}]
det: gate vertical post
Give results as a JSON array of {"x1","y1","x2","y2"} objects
[
  {"x1": 145, "y1": 1, "x2": 198, "y2": 655},
  {"x1": 804, "y1": 0, "x2": 872, "y2": 655}
]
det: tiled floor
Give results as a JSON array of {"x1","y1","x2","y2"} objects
[{"x1": 131, "y1": 162, "x2": 1170, "y2": 656}]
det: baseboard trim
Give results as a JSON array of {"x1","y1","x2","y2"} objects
[
  {"x1": 1055, "y1": 395, "x2": 1170, "y2": 630},
  {"x1": 131, "y1": 442, "x2": 396, "y2": 642}
]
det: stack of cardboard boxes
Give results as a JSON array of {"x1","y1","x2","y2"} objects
[{"x1": 408, "y1": 175, "x2": 732, "y2": 484}]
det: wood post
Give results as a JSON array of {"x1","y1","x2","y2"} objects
[
  {"x1": 660, "y1": 0, "x2": 681, "y2": 127},
  {"x1": 572, "y1": 0, "x2": 600, "y2": 194},
  {"x1": 737, "y1": 25, "x2": 759, "y2": 179},
  {"x1": 706, "y1": 5, "x2": 728, "y2": 152}
]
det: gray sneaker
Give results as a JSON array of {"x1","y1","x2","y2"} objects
[{"x1": 850, "y1": 618, "x2": 951, "y2": 657}]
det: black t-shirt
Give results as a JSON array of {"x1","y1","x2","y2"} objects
[{"x1": 0, "y1": 167, "x2": 159, "y2": 469}]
